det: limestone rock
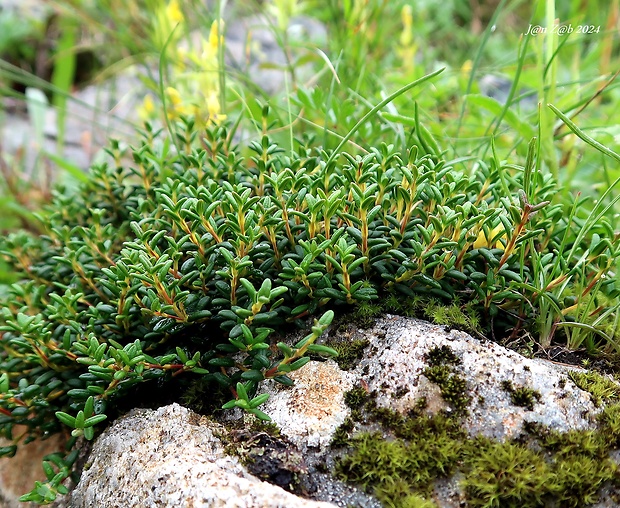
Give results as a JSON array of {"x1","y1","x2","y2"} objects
[
  {"x1": 264, "y1": 316, "x2": 598, "y2": 445},
  {"x1": 66, "y1": 404, "x2": 337, "y2": 508},
  {"x1": 31, "y1": 316, "x2": 620, "y2": 507}
]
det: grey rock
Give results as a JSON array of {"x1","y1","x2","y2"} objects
[
  {"x1": 479, "y1": 74, "x2": 537, "y2": 109},
  {"x1": 364, "y1": 317, "x2": 596, "y2": 439},
  {"x1": 224, "y1": 14, "x2": 327, "y2": 94},
  {"x1": 1, "y1": 70, "x2": 141, "y2": 173},
  {"x1": 43, "y1": 72, "x2": 141, "y2": 151},
  {"x1": 264, "y1": 316, "x2": 598, "y2": 444},
  {"x1": 259, "y1": 316, "x2": 613, "y2": 506},
  {"x1": 0, "y1": 0, "x2": 49, "y2": 23},
  {"x1": 14, "y1": 316, "x2": 616, "y2": 507},
  {"x1": 66, "y1": 404, "x2": 337, "y2": 508}
]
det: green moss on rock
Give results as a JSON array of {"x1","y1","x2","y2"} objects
[
  {"x1": 332, "y1": 346, "x2": 620, "y2": 507},
  {"x1": 326, "y1": 338, "x2": 370, "y2": 371},
  {"x1": 500, "y1": 380, "x2": 541, "y2": 411},
  {"x1": 569, "y1": 370, "x2": 620, "y2": 407}
]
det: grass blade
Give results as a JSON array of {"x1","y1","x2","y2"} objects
[
  {"x1": 548, "y1": 103, "x2": 620, "y2": 163},
  {"x1": 326, "y1": 68, "x2": 444, "y2": 166}
]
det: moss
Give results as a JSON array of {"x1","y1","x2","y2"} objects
[
  {"x1": 350, "y1": 302, "x2": 384, "y2": 329},
  {"x1": 180, "y1": 376, "x2": 230, "y2": 415},
  {"x1": 376, "y1": 479, "x2": 440, "y2": 508},
  {"x1": 461, "y1": 434, "x2": 620, "y2": 508},
  {"x1": 331, "y1": 417, "x2": 356, "y2": 448},
  {"x1": 461, "y1": 437, "x2": 554, "y2": 507},
  {"x1": 423, "y1": 365, "x2": 470, "y2": 416},
  {"x1": 334, "y1": 361, "x2": 620, "y2": 507},
  {"x1": 598, "y1": 403, "x2": 620, "y2": 443},
  {"x1": 383, "y1": 293, "x2": 424, "y2": 317},
  {"x1": 381, "y1": 294, "x2": 482, "y2": 336},
  {"x1": 423, "y1": 300, "x2": 481, "y2": 335},
  {"x1": 249, "y1": 418, "x2": 282, "y2": 438},
  {"x1": 552, "y1": 455, "x2": 618, "y2": 507},
  {"x1": 500, "y1": 380, "x2": 541, "y2": 411},
  {"x1": 399, "y1": 494, "x2": 440, "y2": 508},
  {"x1": 569, "y1": 370, "x2": 620, "y2": 407},
  {"x1": 415, "y1": 345, "x2": 471, "y2": 416},
  {"x1": 337, "y1": 413, "x2": 620, "y2": 508},
  {"x1": 336, "y1": 423, "x2": 463, "y2": 499},
  {"x1": 425, "y1": 345, "x2": 461, "y2": 367},
  {"x1": 366, "y1": 401, "x2": 408, "y2": 429},
  {"x1": 536, "y1": 427, "x2": 609, "y2": 460},
  {"x1": 335, "y1": 387, "x2": 466, "y2": 505},
  {"x1": 326, "y1": 338, "x2": 370, "y2": 370},
  {"x1": 344, "y1": 387, "x2": 370, "y2": 409},
  {"x1": 392, "y1": 386, "x2": 410, "y2": 399}
]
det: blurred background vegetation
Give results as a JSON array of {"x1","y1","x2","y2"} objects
[{"x1": 0, "y1": 0, "x2": 618, "y2": 298}]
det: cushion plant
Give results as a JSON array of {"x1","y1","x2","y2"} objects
[{"x1": 0, "y1": 117, "x2": 618, "y2": 503}]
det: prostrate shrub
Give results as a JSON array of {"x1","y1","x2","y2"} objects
[{"x1": 0, "y1": 118, "x2": 618, "y2": 502}]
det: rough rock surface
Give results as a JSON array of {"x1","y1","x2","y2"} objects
[
  {"x1": 6, "y1": 316, "x2": 617, "y2": 507},
  {"x1": 363, "y1": 317, "x2": 595, "y2": 439},
  {"x1": 263, "y1": 316, "x2": 598, "y2": 446},
  {"x1": 261, "y1": 360, "x2": 356, "y2": 450},
  {"x1": 67, "y1": 404, "x2": 336, "y2": 508}
]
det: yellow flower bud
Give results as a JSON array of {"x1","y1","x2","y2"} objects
[
  {"x1": 166, "y1": 87, "x2": 182, "y2": 107},
  {"x1": 143, "y1": 94, "x2": 155, "y2": 114},
  {"x1": 166, "y1": 0, "x2": 184, "y2": 25},
  {"x1": 473, "y1": 224, "x2": 507, "y2": 249},
  {"x1": 461, "y1": 60, "x2": 473, "y2": 76},
  {"x1": 401, "y1": 5, "x2": 413, "y2": 29}
]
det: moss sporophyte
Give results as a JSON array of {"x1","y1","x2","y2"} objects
[{"x1": 1, "y1": 119, "x2": 619, "y2": 502}]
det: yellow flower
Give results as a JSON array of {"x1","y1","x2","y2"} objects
[
  {"x1": 166, "y1": 0, "x2": 184, "y2": 25},
  {"x1": 138, "y1": 94, "x2": 155, "y2": 121},
  {"x1": 207, "y1": 20, "x2": 224, "y2": 58},
  {"x1": 398, "y1": 5, "x2": 416, "y2": 71},
  {"x1": 206, "y1": 91, "x2": 227, "y2": 124},
  {"x1": 401, "y1": 5, "x2": 413, "y2": 43},
  {"x1": 402, "y1": 4, "x2": 413, "y2": 26},
  {"x1": 473, "y1": 224, "x2": 507, "y2": 249},
  {"x1": 461, "y1": 59, "x2": 473, "y2": 76},
  {"x1": 166, "y1": 87, "x2": 182, "y2": 107},
  {"x1": 165, "y1": 86, "x2": 192, "y2": 119}
]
